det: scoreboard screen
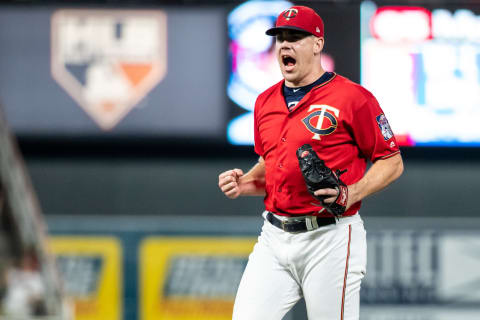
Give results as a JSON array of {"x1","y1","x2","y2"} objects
[{"x1": 361, "y1": 1, "x2": 480, "y2": 147}]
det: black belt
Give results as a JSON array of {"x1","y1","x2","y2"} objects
[{"x1": 266, "y1": 211, "x2": 336, "y2": 233}]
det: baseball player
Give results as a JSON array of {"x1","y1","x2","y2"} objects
[{"x1": 218, "y1": 5, "x2": 403, "y2": 320}]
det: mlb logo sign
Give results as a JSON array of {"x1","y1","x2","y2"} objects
[{"x1": 51, "y1": 9, "x2": 167, "y2": 130}]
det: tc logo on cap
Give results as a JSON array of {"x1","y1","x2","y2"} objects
[{"x1": 282, "y1": 8, "x2": 298, "y2": 20}]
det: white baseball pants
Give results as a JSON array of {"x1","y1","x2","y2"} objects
[{"x1": 232, "y1": 212, "x2": 367, "y2": 320}]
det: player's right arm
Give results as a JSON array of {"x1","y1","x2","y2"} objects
[{"x1": 218, "y1": 157, "x2": 266, "y2": 199}]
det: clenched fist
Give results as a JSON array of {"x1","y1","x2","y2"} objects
[{"x1": 218, "y1": 169, "x2": 244, "y2": 199}]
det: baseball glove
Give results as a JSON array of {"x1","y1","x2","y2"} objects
[{"x1": 296, "y1": 144, "x2": 348, "y2": 217}]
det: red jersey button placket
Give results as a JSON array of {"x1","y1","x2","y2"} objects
[
  {"x1": 270, "y1": 110, "x2": 293, "y2": 207},
  {"x1": 276, "y1": 126, "x2": 290, "y2": 194}
]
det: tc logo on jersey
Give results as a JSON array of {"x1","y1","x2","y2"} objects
[
  {"x1": 302, "y1": 105, "x2": 340, "y2": 140},
  {"x1": 376, "y1": 114, "x2": 394, "y2": 140},
  {"x1": 51, "y1": 9, "x2": 167, "y2": 130}
]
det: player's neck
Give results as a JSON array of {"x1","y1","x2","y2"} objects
[{"x1": 285, "y1": 68, "x2": 326, "y2": 88}]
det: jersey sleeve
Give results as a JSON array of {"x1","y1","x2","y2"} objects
[
  {"x1": 351, "y1": 94, "x2": 400, "y2": 162},
  {"x1": 253, "y1": 98, "x2": 265, "y2": 157}
]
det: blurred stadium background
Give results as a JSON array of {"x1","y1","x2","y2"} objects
[{"x1": 1, "y1": 0, "x2": 480, "y2": 319}]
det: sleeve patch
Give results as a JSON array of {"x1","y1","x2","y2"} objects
[{"x1": 376, "y1": 114, "x2": 394, "y2": 141}]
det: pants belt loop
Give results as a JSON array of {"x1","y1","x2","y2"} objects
[
  {"x1": 262, "y1": 211, "x2": 269, "y2": 220},
  {"x1": 305, "y1": 216, "x2": 313, "y2": 231},
  {"x1": 311, "y1": 216, "x2": 319, "y2": 229}
]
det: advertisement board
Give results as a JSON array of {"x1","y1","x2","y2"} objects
[
  {"x1": 139, "y1": 237, "x2": 255, "y2": 320},
  {"x1": 49, "y1": 236, "x2": 123, "y2": 320},
  {"x1": 45, "y1": 216, "x2": 480, "y2": 320}
]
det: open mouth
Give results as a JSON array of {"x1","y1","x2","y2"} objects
[{"x1": 282, "y1": 55, "x2": 296, "y2": 68}]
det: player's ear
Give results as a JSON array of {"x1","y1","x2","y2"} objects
[{"x1": 313, "y1": 36, "x2": 324, "y2": 55}]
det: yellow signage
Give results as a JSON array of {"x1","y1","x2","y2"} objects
[
  {"x1": 49, "y1": 236, "x2": 122, "y2": 320},
  {"x1": 140, "y1": 237, "x2": 256, "y2": 320}
]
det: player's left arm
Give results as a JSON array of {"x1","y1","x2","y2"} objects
[{"x1": 315, "y1": 153, "x2": 403, "y2": 210}]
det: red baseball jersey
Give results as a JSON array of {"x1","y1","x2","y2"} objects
[{"x1": 254, "y1": 73, "x2": 400, "y2": 217}]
